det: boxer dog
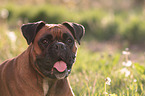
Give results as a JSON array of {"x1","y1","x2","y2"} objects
[{"x1": 0, "y1": 21, "x2": 85, "y2": 96}]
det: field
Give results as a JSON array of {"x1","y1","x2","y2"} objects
[
  {"x1": 1, "y1": 24, "x2": 145, "y2": 96},
  {"x1": 1, "y1": 2, "x2": 145, "y2": 96},
  {"x1": 70, "y1": 43, "x2": 145, "y2": 96}
]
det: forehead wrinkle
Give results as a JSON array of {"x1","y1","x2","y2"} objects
[{"x1": 49, "y1": 26, "x2": 63, "y2": 40}]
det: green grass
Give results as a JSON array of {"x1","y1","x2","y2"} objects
[
  {"x1": 0, "y1": 25, "x2": 145, "y2": 96},
  {"x1": 70, "y1": 47, "x2": 145, "y2": 96}
]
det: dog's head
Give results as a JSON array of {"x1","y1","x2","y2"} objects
[{"x1": 21, "y1": 21, "x2": 85, "y2": 79}]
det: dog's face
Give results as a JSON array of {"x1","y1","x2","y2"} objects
[
  {"x1": 21, "y1": 21, "x2": 85, "y2": 79},
  {"x1": 33, "y1": 25, "x2": 78, "y2": 79}
]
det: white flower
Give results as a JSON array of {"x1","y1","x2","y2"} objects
[
  {"x1": 122, "y1": 60, "x2": 132, "y2": 67},
  {"x1": 7, "y1": 31, "x2": 17, "y2": 43},
  {"x1": 120, "y1": 68, "x2": 130, "y2": 77},
  {"x1": 104, "y1": 92, "x2": 108, "y2": 95},
  {"x1": 105, "y1": 77, "x2": 111, "y2": 85},
  {"x1": 122, "y1": 51, "x2": 130, "y2": 55},
  {"x1": 134, "y1": 79, "x2": 137, "y2": 82}
]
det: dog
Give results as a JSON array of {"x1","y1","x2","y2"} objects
[{"x1": 0, "y1": 21, "x2": 85, "y2": 96}]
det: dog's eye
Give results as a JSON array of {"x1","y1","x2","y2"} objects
[
  {"x1": 42, "y1": 39, "x2": 48, "y2": 44},
  {"x1": 67, "y1": 39, "x2": 73, "y2": 44}
]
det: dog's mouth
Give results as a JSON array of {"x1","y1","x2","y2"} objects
[
  {"x1": 50, "y1": 57, "x2": 70, "y2": 79},
  {"x1": 36, "y1": 56, "x2": 72, "y2": 79},
  {"x1": 51, "y1": 61, "x2": 68, "y2": 79}
]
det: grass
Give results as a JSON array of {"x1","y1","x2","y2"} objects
[
  {"x1": 0, "y1": 24, "x2": 145, "y2": 96},
  {"x1": 70, "y1": 47, "x2": 145, "y2": 96}
]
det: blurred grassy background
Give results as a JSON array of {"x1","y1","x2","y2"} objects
[
  {"x1": 1, "y1": 0, "x2": 145, "y2": 95},
  {"x1": 1, "y1": 0, "x2": 145, "y2": 44}
]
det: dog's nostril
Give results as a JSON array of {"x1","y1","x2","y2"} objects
[
  {"x1": 61, "y1": 45, "x2": 64, "y2": 49},
  {"x1": 55, "y1": 44, "x2": 59, "y2": 49}
]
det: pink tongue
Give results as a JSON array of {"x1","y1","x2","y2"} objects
[{"x1": 53, "y1": 61, "x2": 67, "y2": 72}]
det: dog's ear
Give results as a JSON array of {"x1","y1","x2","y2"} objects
[
  {"x1": 62, "y1": 22, "x2": 85, "y2": 45},
  {"x1": 21, "y1": 21, "x2": 45, "y2": 45}
]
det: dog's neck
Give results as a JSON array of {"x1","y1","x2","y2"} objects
[
  {"x1": 17, "y1": 45, "x2": 49, "y2": 96},
  {"x1": 15, "y1": 45, "x2": 44, "y2": 95}
]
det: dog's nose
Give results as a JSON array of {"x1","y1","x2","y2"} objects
[{"x1": 54, "y1": 42, "x2": 66, "y2": 51}]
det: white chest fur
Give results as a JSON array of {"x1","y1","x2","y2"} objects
[{"x1": 43, "y1": 78, "x2": 49, "y2": 96}]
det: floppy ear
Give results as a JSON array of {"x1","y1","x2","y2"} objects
[
  {"x1": 62, "y1": 22, "x2": 85, "y2": 45},
  {"x1": 21, "y1": 21, "x2": 45, "y2": 45}
]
